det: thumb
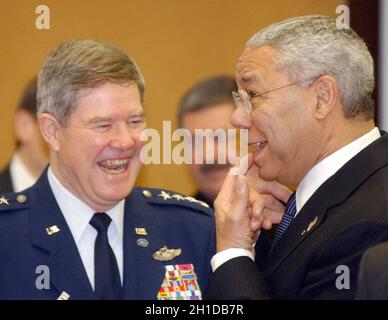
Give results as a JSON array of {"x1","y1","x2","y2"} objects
[{"x1": 229, "y1": 175, "x2": 249, "y2": 218}]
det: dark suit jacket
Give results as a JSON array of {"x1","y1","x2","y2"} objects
[
  {"x1": 0, "y1": 171, "x2": 215, "y2": 299},
  {"x1": 206, "y1": 133, "x2": 388, "y2": 300},
  {"x1": 357, "y1": 241, "x2": 388, "y2": 299},
  {"x1": 0, "y1": 165, "x2": 13, "y2": 193}
]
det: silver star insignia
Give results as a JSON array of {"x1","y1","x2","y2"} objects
[
  {"x1": 0, "y1": 196, "x2": 10, "y2": 205},
  {"x1": 158, "y1": 191, "x2": 172, "y2": 200},
  {"x1": 184, "y1": 196, "x2": 198, "y2": 203},
  {"x1": 172, "y1": 194, "x2": 185, "y2": 201}
]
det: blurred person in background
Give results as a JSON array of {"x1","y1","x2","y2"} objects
[
  {"x1": 0, "y1": 77, "x2": 48, "y2": 193},
  {"x1": 177, "y1": 76, "x2": 237, "y2": 208}
]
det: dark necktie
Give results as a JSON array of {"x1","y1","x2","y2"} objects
[
  {"x1": 270, "y1": 192, "x2": 297, "y2": 254},
  {"x1": 89, "y1": 212, "x2": 122, "y2": 299}
]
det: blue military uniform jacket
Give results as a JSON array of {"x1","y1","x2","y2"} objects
[{"x1": 0, "y1": 171, "x2": 215, "y2": 300}]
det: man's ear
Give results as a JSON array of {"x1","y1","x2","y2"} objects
[
  {"x1": 313, "y1": 75, "x2": 339, "y2": 120},
  {"x1": 14, "y1": 110, "x2": 36, "y2": 144},
  {"x1": 38, "y1": 113, "x2": 62, "y2": 152}
]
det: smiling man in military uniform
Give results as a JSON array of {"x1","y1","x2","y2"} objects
[{"x1": 0, "y1": 39, "x2": 215, "y2": 300}]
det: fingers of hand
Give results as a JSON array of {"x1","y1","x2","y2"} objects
[
  {"x1": 250, "y1": 179, "x2": 292, "y2": 204},
  {"x1": 217, "y1": 173, "x2": 238, "y2": 205},
  {"x1": 261, "y1": 194, "x2": 285, "y2": 213},
  {"x1": 248, "y1": 189, "x2": 265, "y2": 218},
  {"x1": 263, "y1": 208, "x2": 284, "y2": 224},
  {"x1": 230, "y1": 175, "x2": 249, "y2": 218},
  {"x1": 251, "y1": 229, "x2": 261, "y2": 244},
  {"x1": 228, "y1": 153, "x2": 253, "y2": 176}
]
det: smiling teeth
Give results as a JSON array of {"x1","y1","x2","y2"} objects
[
  {"x1": 99, "y1": 159, "x2": 129, "y2": 174},
  {"x1": 105, "y1": 159, "x2": 128, "y2": 166},
  {"x1": 248, "y1": 141, "x2": 267, "y2": 152}
]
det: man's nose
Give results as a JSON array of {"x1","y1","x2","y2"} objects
[
  {"x1": 231, "y1": 105, "x2": 251, "y2": 129},
  {"x1": 109, "y1": 124, "x2": 136, "y2": 149}
]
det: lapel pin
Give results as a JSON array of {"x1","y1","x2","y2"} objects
[
  {"x1": 57, "y1": 291, "x2": 70, "y2": 300},
  {"x1": 135, "y1": 227, "x2": 148, "y2": 236},
  {"x1": 137, "y1": 238, "x2": 149, "y2": 247},
  {"x1": 302, "y1": 216, "x2": 319, "y2": 235},
  {"x1": 0, "y1": 196, "x2": 10, "y2": 205},
  {"x1": 153, "y1": 246, "x2": 182, "y2": 262},
  {"x1": 307, "y1": 216, "x2": 318, "y2": 232},
  {"x1": 46, "y1": 225, "x2": 60, "y2": 235}
]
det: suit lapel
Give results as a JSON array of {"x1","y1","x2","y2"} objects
[
  {"x1": 29, "y1": 171, "x2": 95, "y2": 300},
  {"x1": 122, "y1": 190, "x2": 166, "y2": 300},
  {"x1": 262, "y1": 133, "x2": 388, "y2": 277}
]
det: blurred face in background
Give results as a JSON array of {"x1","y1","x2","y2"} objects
[
  {"x1": 14, "y1": 109, "x2": 49, "y2": 175},
  {"x1": 182, "y1": 102, "x2": 235, "y2": 202}
]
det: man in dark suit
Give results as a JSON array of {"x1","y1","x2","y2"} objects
[
  {"x1": 357, "y1": 241, "x2": 388, "y2": 299},
  {"x1": 177, "y1": 76, "x2": 237, "y2": 208},
  {"x1": 0, "y1": 39, "x2": 214, "y2": 300},
  {"x1": 0, "y1": 78, "x2": 48, "y2": 193},
  {"x1": 205, "y1": 15, "x2": 388, "y2": 299}
]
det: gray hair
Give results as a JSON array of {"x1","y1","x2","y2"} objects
[
  {"x1": 246, "y1": 15, "x2": 375, "y2": 119},
  {"x1": 178, "y1": 75, "x2": 237, "y2": 127},
  {"x1": 37, "y1": 39, "x2": 145, "y2": 125}
]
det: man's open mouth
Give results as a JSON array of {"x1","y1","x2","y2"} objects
[
  {"x1": 248, "y1": 141, "x2": 268, "y2": 153},
  {"x1": 97, "y1": 159, "x2": 130, "y2": 174}
]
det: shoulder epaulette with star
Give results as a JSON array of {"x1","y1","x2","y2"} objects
[
  {"x1": 137, "y1": 188, "x2": 213, "y2": 217},
  {"x1": 0, "y1": 193, "x2": 29, "y2": 212}
]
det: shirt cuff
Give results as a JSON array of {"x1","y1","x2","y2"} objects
[{"x1": 211, "y1": 248, "x2": 255, "y2": 272}]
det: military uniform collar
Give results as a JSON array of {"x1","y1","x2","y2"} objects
[{"x1": 47, "y1": 167, "x2": 125, "y2": 243}]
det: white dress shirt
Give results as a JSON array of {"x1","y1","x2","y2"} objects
[
  {"x1": 47, "y1": 167, "x2": 124, "y2": 289},
  {"x1": 9, "y1": 153, "x2": 36, "y2": 192},
  {"x1": 211, "y1": 127, "x2": 381, "y2": 271}
]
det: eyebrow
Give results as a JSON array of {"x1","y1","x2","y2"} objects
[
  {"x1": 240, "y1": 74, "x2": 257, "y2": 84},
  {"x1": 239, "y1": 74, "x2": 268, "y2": 93},
  {"x1": 87, "y1": 111, "x2": 146, "y2": 125},
  {"x1": 87, "y1": 117, "x2": 110, "y2": 125}
]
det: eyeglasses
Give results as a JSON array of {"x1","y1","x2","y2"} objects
[{"x1": 232, "y1": 77, "x2": 319, "y2": 114}]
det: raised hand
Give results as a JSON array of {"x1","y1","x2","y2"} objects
[{"x1": 214, "y1": 153, "x2": 292, "y2": 252}]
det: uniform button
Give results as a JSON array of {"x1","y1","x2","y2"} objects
[
  {"x1": 142, "y1": 190, "x2": 152, "y2": 198},
  {"x1": 16, "y1": 194, "x2": 27, "y2": 203}
]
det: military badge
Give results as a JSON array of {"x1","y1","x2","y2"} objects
[
  {"x1": 158, "y1": 191, "x2": 172, "y2": 200},
  {"x1": 136, "y1": 238, "x2": 149, "y2": 247},
  {"x1": 135, "y1": 227, "x2": 148, "y2": 235},
  {"x1": 57, "y1": 291, "x2": 70, "y2": 300},
  {"x1": 45, "y1": 225, "x2": 60, "y2": 235},
  {"x1": 153, "y1": 246, "x2": 182, "y2": 261},
  {"x1": 0, "y1": 196, "x2": 10, "y2": 205}
]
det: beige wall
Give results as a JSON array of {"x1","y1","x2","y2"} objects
[{"x1": 0, "y1": 0, "x2": 343, "y2": 195}]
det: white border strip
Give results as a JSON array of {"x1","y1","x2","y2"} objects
[{"x1": 379, "y1": 0, "x2": 388, "y2": 130}]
